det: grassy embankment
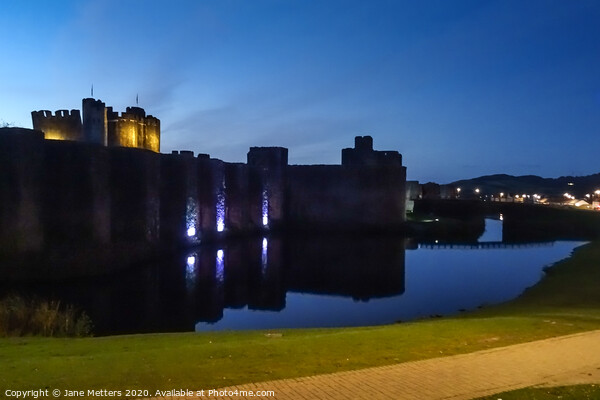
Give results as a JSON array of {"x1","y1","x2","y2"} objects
[{"x1": 1, "y1": 241, "x2": 599, "y2": 396}]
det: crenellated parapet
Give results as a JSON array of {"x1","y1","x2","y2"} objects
[
  {"x1": 32, "y1": 98, "x2": 160, "y2": 152},
  {"x1": 31, "y1": 109, "x2": 83, "y2": 141}
]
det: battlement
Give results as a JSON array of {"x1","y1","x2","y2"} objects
[
  {"x1": 146, "y1": 115, "x2": 159, "y2": 125},
  {"x1": 125, "y1": 106, "x2": 146, "y2": 118},
  {"x1": 31, "y1": 109, "x2": 82, "y2": 141},
  {"x1": 32, "y1": 109, "x2": 81, "y2": 120},
  {"x1": 107, "y1": 108, "x2": 158, "y2": 123},
  {"x1": 83, "y1": 98, "x2": 105, "y2": 108}
]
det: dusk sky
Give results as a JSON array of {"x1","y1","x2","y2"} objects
[{"x1": 1, "y1": 0, "x2": 599, "y2": 183}]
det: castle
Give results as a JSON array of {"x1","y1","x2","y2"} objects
[
  {"x1": 1, "y1": 99, "x2": 407, "y2": 274},
  {"x1": 31, "y1": 98, "x2": 160, "y2": 152}
]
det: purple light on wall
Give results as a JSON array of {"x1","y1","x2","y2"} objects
[
  {"x1": 186, "y1": 197, "x2": 198, "y2": 237},
  {"x1": 262, "y1": 188, "x2": 269, "y2": 226},
  {"x1": 216, "y1": 181, "x2": 225, "y2": 232}
]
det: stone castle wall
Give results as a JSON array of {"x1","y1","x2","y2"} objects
[
  {"x1": 31, "y1": 109, "x2": 82, "y2": 141},
  {"x1": 0, "y1": 129, "x2": 407, "y2": 262},
  {"x1": 287, "y1": 164, "x2": 406, "y2": 230}
]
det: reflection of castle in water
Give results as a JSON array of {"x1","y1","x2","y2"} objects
[
  {"x1": 181, "y1": 235, "x2": 406, "y2": 330},
  {"x1": 5, "y1": 236, "x2": 405, "y2": 334}
]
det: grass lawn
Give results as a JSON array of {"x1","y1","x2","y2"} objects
[
  {"x1": 475, "y1": 384, "x2": 600, "y2": 399},
  {"x1": 1, "y1": 241, "x2": 599, "y2": 397}
]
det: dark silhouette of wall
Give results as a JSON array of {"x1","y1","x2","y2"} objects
[
  {"x1": 43, "y1": 140, "x2": 111, "y2": 245},
  {"x1": 0, "y1": 130, "x2": 407, "y2": 268},
  {"x1": 287, "y1": 164, "x2": 406, "y2": 230},
  {"x1": 160, "y1": 151, "x2": 199, "y2": 245},
  {"x1": 247, "y1": 147, "x2": 288, "y2": 230},
  {"x1": 82, "y1": 98, "x2": 108, "y2": 145},
  {"x1": 110, "y1": 146, "x2": 160, "y2": 243},
  {"x1": 342, "y1": 135, "x2": 402, "y2": 167},
  {"x1": 0, "y1": 128, "x2": 44, "y2": 252},
  {"x1": 225, "y1": 163, "x2": 251, "y2": 233}
]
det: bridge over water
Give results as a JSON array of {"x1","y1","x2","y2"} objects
[{"x1": 418, "y1": 241, "x2": 554, "y2": 250}]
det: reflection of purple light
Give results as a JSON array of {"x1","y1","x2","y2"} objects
[
  {"x1": 261, "y1": 238, "x2": 268, "y2": 275},
  {"x1": 187, "y1": 227, "x2": 196, "y2": 237},
  {"x1": 262, "y1": 188, "x2": 269, "y2": 226},
  {"x1": 186, "y1": 255, "x2": 196, "y2": 283},
  {"x1": 216, "y1": 249, "x2": 225, "y2": 283}
]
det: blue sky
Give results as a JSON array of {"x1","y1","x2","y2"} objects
[{"x1": 1, "y1": 0, "x2": 599, "y2": 182}]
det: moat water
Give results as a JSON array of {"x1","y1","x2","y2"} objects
[{"x1": 0, "y1": 219, "x2": 585, "y2": 335}]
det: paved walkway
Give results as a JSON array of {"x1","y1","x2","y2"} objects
[{"x1": 149, "y1": 330, "x2": 600, "y2": 400}]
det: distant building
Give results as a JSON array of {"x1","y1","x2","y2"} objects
[
  {"x1": 405, "y1": 181, "x2": 422, "y2": 213},
  {"x1": 421, "y1": 182, "x2": 441, "y2": 199},
  {"x1": 440, "y1": 184, "x2": 458, "y2": 199},
  {"x1": 31, "y1": 98, "x2": 160, "y2": 152}
]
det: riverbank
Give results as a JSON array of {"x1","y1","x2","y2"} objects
[{"x1": 1, "y1": 241, "x2": 599, "y2": 396}]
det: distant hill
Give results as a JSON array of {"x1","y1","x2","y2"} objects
[{"x1": 449, "y1": 173, "x2": 600, "y2": 198}]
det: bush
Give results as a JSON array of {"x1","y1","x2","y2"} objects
[{"x1": 0, "y1": 294, "x2": 93, "y2": 337}]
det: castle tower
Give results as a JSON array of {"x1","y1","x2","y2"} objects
[
  {"x1": 82, "y1": 98, "x2": 108, "y2": 145},
  {"x1": 144, "y1": 115, "x2": 160, "y2": 152},
  {"x1": 107, "y1": 105, "x2": 160, "y2": 152}
]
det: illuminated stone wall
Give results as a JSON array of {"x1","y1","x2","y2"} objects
[
  {"x1": 31, "y1": 109, "x2": 82, "y2": 141},
  {"x1": 107, "y1": 108, "x2": 138, "y2": 148},
  {"x1": 144, "y1": 117, "x2": 160, "y2": 152},
  {"x1": 32, "y1": 99, "x2": 160, "y2": 152}
]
